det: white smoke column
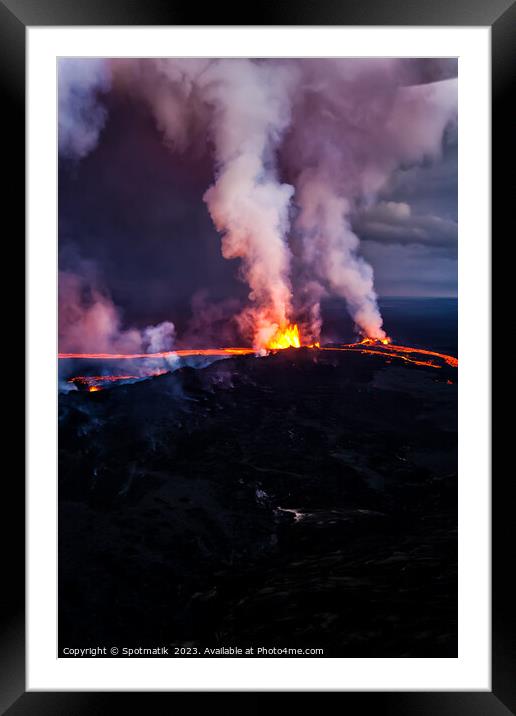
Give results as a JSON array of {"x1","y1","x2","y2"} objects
[
  {"x1": 286, "y1": 60, "x2": 457, "y2": 339},
  {"x1": 58, "y1": 59, "x2": 111, "y2": 159},
  {"x1": 200, "y1": 60, "x2": 297, "y2": 349},
  {"x1": 296, "y1": 172, "x2": 386, "y2": 339}
]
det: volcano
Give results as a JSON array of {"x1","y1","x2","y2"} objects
[{"x1": 59, "y1": 345, "x2": 457, "y2": 657}]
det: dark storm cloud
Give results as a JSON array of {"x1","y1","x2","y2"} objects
[
  {"x1": 395, "y1": 58, "x2": 458, "y2": 86},
  {"x1": 380, "y1": 121, "x2": 457, "y2": 221},
  {"x1": 352, "y1": 114, "x2": 457, "y2": 297},
  {"x1": 361, "y1": 241, "x2": 457, "y2": 297}
]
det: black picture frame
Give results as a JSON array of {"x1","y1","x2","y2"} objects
[{"x1": 3, "y1": 0, "x2": 511, "y2": 710}]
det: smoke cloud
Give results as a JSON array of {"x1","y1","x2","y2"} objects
[
  {"x1": 59, "y1": 58, "x2": 457, "y2": 346},
  {"x1": 59, "y1": 271, "x2": 175, "y2": 354},
  {"x1": 179, "y1": 291, "x2": 242, "y2": 348},
  {"x1": 58, "y1": 59, "x2": 110, "y2": 160}
]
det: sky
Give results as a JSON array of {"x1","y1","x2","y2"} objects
[{"x1": 58, "y1": 58, "x2": 457, "y2": 348}]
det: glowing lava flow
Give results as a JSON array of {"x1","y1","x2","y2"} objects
[
  {"x1": 59, "y1": 341, "x2": 458, "y2": 369},
  {"x1": 374, "y1": 343, "x2": 458, "y2": 368},
  {"x1": 60, "y1": 332, "x2": 458, "y2": 391},
  {"x1": 358, "y1": 337, "x2": 391, "y2": 346}
]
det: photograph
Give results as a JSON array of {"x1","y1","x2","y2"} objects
[
  {"x1": 57, "y1": 57, "x2": 459, "y2": 659},
  {"x1": 0, "y1": 0, "x2": 505, "y2": 704}
]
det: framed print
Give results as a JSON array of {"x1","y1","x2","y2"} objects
[{"x1": 2, "y1": 0, "x2": 512, "y2": 709}]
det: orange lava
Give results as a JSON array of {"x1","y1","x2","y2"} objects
[
  {"x1": 320, "y1": 339, "x2": 458, "y2": 369},
  {"x1": 69, "y1": 375, "x2": 144, "y2": 383},
  {"x1": 68, "y1": 372, "x2": 168, "y2": 390},
  {"x1": 59, "y1": 348, "x2": 255, "y2": 360}
]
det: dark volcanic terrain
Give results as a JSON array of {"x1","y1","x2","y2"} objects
[{"x1": 59, "y1": 348, "x2": 457, "y2": 657}]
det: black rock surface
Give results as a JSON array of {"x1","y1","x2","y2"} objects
[{"x1": 59, "y1": 348, "x2": 457, "y2": 657}]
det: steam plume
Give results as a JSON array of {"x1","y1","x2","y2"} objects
[
  {"x1": 284, "y1": 60, "x2": 457, "y2": 339},
  {"x1": 59, "y1": 271, "x2": 175, "y2": 354},
  {"x1": 201, "y1": 60, "x2": 297, "y2": 349},
  {"x1": 58, "y1": 59, "x2": 110, "y2": 160}
]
